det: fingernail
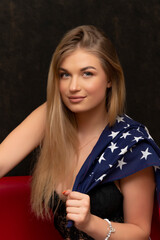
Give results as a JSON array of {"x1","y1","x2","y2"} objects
[{"x1": 62, "y1": 190, "x2": 67, "y2": 195}]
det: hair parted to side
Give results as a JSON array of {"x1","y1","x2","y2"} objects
[{"x1": 31, "y1": 25, "x2": 126, "y2": 218}]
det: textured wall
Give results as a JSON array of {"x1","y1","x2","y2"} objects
[{"x1": 0, "y1": 0, "x2": 160, "y2": 176}]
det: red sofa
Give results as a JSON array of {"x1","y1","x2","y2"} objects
[
  {"x1": 0, "y1": 176, "x2": 62, "y2": 240},
  {"x1": 0, "y1": 176, "x2": 159, "y2": 240}
]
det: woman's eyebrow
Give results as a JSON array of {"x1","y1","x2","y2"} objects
[
  {"x1": 59, "y1": 66, "x2": 96, "y2": 72},
  {"x1": 59, "y1": 67, "x2": 68, "y2": 72},
  {"x1": 80, "y1": 66, "x2": 96, "y2": 71}
]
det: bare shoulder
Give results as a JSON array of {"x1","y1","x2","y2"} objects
[
  {"x1": 13, "y1": 102, "x2": 47, "y2": 141},
  {"x1": 26, "y1": 102, "x2": 47, "y2": 122},
  {"x1": 0, "y1": 102, "x2": 47, "y2": 177},
  {"x1": 120, "y1": 167, "x2": 155, "y2": 236},
  {"x1": 20, "y1": 102, "x2": 47, "y2": 131},
  {"x1": 34, "y1": 101, "x2": 47, "y2": 114},
  {"x1": 120, "y1": 167, "x2": 155, "y2": 191}
]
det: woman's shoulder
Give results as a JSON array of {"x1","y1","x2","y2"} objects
[
  {"x1": 108, "y1": 114, "x2": 150, "y2": 139},
  {"x1": 31, "y1": 102, "x2": 47, "y2": 117},
  {"x1": 0, "y1": 102, "x2": 47, "y2": 177}
]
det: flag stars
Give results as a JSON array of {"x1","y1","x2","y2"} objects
[
  {"x1": 132, "y1": 136, "x2": 144, "y2": 143},
  {"x1": 120, "y1": 132, "x2": 131, "y2": 139},
  {"x1": 108, "y1": 142, "x2": 119, "y2": 153},
  {"x1": 137, "y1": 127, "x2": 142, "y2": 133},
  {"x1": 129, "y1": 145, "x2": 136, "y2": 152},
  {"x1": 124, "y1": 124, "x2": 130, "y2": 129},
  {"x1": 145, "y1": 127, "x2": 153, "y2": 140},
  {"x1": 119, "y1": 146, "x2": 128, "y2": 155},
  {"x1": 98, "y1": 153, "x2": 106, "y2": 164},
  {"x1": 130, "y1": 147, "x2": 133, "y2": 152},
  {"x1": 141, "y1": 147, "x2": 152, "y2": 160},
  {"x1": 117, "y1": 158, "x2": 127, "y2": 170},
  {"x1": 117, "y1": 116, "x2": 125, "y2": 123},
  {"x1": 89, "y1": 172, "x2": 94, "y2": 177},
  {"x1": 108, "y1": 131, "x2": 120, "y2": 139},
  {"x1": 95, "y1": 174, "x2": 107, "y2": 182},
  {"x1": 154, "y1": 166, "x2": 160, "y2": 172}
]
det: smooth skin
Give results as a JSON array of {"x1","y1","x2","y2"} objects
[
  {"x1": 0, "y1": 103, "x2": 46, "y2": 177},
  {"x1": 0, "y1": 48, "x2": 155, "y2": 239}
]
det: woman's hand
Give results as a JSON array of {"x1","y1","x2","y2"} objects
[{"x1": 63, "y1": 190, "x2": 92, "y2": 231}]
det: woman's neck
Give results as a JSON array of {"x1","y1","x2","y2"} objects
[{"x1": 75, "y1": 108, "x2": 108, "y2": 141}]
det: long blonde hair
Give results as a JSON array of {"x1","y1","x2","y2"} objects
[{"x1": 31, "y1": 25, "x2": 126, "y2": 218}]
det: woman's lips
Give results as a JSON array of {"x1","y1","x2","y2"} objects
[{"x1": 68, "y1": 96, "x2": 86, "y2": 103}]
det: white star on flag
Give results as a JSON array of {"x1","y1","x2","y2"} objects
[
  {"x1": 137, "y1": 127, "x2": 142, "y2": 133},
  {"x1": 98, "y1": 153, "x2": 106, "y2": 164},
  {"x1": 117, "y1": 116, "x2": 125, "y2": 123},
  {"x1": 108, "y1": 131, "x2": 120, "y2": 139},
  {"x1": 130, "y1": 147, "x2": 133, "y2": 152},
  {"x1": 89, "y1": 172, "x2": 94, "y2": 177},
  {"x1": 129, "y1": 145, "x2": 136, "y2": 152},
  {"x1": 120, "y1": 132, "x2": 131, "y2": 139},
  {"x1": 124, "y1": 124, "x2": 130, "y2": 129},
  {"x1": 119, "y1": 146, "x2": 128, "y2": 155},
  {"x1": 145, "y1": 127, "x2": 153, "y2": 140},
  {"x1": 154, "y1": 166, "x2": 160, "y2": 172},
  {"x1": 132, "y1": 136, "x2": 144, "y2": 143},
  {"x1": 95, "y1": 174, "x2": 107, "y2": 182},
  {"x1": 116, "y1": 158, "x2": 127, "y2": 170},
  {"x1": 141, "y1": 147, "x2": 152, "y2": 160},
  {"x1": 108, "y1": 142, "x2": 119, "y2": 153}
]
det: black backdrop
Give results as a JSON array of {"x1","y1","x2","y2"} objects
[{"x1": 0, "y1": 0, "x2": 160, "y2": 176}]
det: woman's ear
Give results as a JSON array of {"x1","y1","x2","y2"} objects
[{"x1": 107, "y1": 80, "x2": 112, "y2": 88}]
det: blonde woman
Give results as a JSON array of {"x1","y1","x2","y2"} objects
[{"x1": 0, "y1": 25, "x2": 160, "y2": 240}]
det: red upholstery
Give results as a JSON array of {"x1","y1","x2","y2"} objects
[
  {"x1": 0, "y1": 176, "x2": 63, "y2": 240},
  {"x1": 0, "y1": 176, "x2": 159, "y2": 239},
  {"x1": 150, "y1": 196, "x2": 160, "y2": 240}
]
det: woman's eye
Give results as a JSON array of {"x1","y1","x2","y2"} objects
[
  {"x1": 60, "y1": 72, "x2": 70, "y2": 79},
  {"x1": 83, "y1": 72, "x2": 93, "y2": 77}
]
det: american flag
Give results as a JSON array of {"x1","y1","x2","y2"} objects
[{"x1": 68, "y1": 115, "x2": 160, "y2": 227}]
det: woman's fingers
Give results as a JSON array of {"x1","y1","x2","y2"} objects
[
  {"x1": 62, "y1": 189, "x2": 71, "y2": 196},
  {"x1": 66, "y1": 199, "x2": 81, "y2": 207},
  {"x1": 66, "y1": 206, "x2": 81, "y2": 214},
  {"x1": 63, "y1": 190, "x2": 89, "y2": 200},
  {"x1": 62, "y1": 190, "x2": 91, "y2": 228}
]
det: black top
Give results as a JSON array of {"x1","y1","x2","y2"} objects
[{"x1": 52, "y1": 182, "x2": 124, "y2": 239}]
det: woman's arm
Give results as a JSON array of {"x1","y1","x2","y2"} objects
[
  {"x1": 0, "y1": 102, "x2": 47, "y2": 178},
  {"x1": 65, "y1": 167, "x2": 155, "y2": 240}
]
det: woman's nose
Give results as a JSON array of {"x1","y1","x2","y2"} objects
[{"x1": 69, "y1": 77, "x2": 81, "y2": 92}]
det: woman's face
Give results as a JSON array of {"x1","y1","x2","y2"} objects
[{"x1": 59, "y1": 49, "x2": 111, "y2": 115}]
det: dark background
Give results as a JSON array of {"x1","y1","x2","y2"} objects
[{"x1": 0, "y1": 0, "x2": 160, "y2": 176}]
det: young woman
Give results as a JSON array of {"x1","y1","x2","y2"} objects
[{"x1": 0, "y1": 25, "x2": 160, "y2": 240}]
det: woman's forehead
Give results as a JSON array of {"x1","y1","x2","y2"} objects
[{"x1": 59, "y1": 48, "x2": 102, "y2": 69}]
